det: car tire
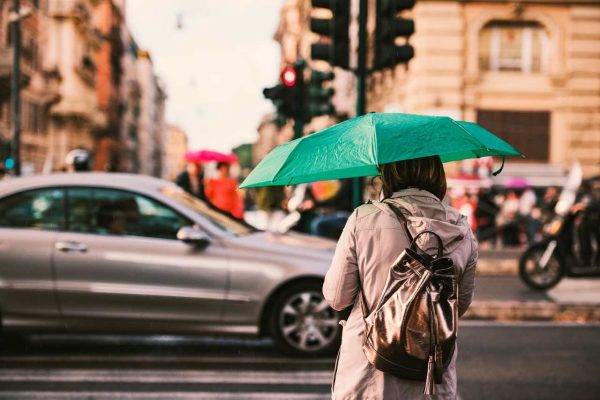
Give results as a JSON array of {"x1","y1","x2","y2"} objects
[
  {"x1": 269, "y1": 281, "x2": 342, "y2": 357},
  {"x1": 519, "y1": 242, "x2": 565, "y2": 291}
]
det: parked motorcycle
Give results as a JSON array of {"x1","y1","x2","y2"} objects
[{"x1": 519, "y1": 164, "x2": 600, "y2": 290}]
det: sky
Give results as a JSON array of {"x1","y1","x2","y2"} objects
[{"x1": 126, "y1": 0, "x2": 281, "y2": 152}]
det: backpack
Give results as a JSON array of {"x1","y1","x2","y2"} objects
[{"x1": 359, "y1": 201, "x2": 458, "y2": 395}]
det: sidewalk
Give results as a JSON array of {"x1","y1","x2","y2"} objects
[
  {"x1": 476, "y1": 248, "x2": 521, "y2": 276},
  {"x1": 465, "y1": 252, "x2": 600, "y2": 322}
]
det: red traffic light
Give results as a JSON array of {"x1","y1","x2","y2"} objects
[{"x1": 281, "y1": 66, "x2": 297, "y2": 87}]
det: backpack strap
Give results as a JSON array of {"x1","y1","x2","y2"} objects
[
  {"x1": 382, "y1": 199, "x2": 414, "y2": 242},
  {"x1": 357, "y1": 199, "x2": 414, "y2": 319}
]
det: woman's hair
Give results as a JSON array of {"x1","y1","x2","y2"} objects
[{"x1": 379, "y1": 155, "x2": 447, "y2": 200}]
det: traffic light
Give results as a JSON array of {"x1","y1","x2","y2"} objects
[
  {"x1": 306, "y1": 70, "x2": 335, "y2": 119},
  {"x1": 0, "y1": 139, "x2": 12, "y2": 171},
  {"x1": 263, "y1": 61, "x2": 306, "y2": 126},
  {"x1": 374, "y1": 0, "x2": 415, "y2": 70},
  {"x1": 310, "y1": 0, "x2": 350, "y2": 69}
]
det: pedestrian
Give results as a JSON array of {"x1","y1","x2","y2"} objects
[
  {"x1": 323, "y1": 155, "x2": 478, "y2": 399},
  {"x1": 175, "y1": 160, "x2": 206, "y2": 201},
  {"x1": 308, "y1": 179, "x2": 353, "y2": 238},
  {"x1": 205, "y1": 162, "x2": 244, "y2": 219},
  {"x1": 497, "y1": 190, "x2": 520, "y2": 246}
]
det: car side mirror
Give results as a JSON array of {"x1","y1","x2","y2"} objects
[{"x1": 177, "y1": 226, "x2": 211, "y2": 250}]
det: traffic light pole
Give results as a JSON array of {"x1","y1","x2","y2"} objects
[
  {"x1": 10, "y1": 0, "x2": 21, "y2": 176},
  {"x1": 293, "y1": 61, "x2": 306, "y2": 140},
  {"x1": 352, "y1": 0, "x2": 368, "y2": 208}
]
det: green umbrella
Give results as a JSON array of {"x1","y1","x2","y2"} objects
[{"x1": 240, "y1": 113, "x2": 522, "y2": 188}]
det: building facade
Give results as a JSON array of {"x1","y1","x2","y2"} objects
[
  {"x1": 44, "y1": 0, "x2": 106, "y2": 171},
  {"x1": 161, "y1": 124, "x2": 187, "y2": 182},
  {"x1": 0, "y1": 0, "x2": 59, "y2": 173},
  {"x1": 267, "y1": 0, "x2": 600, "y2": 177},
  {"x1": 369, "y1": 0, "x2": 600, "y2": 177},
  {"x1": 135, "y1": 49, "x2": 165, "y2": 177},
  {"x1": 0, "y1": 0, "x2": 167, "y2": 175}
]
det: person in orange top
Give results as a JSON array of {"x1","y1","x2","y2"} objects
[{"x1": 205, "y1": 162, "x2": 244, "y2": 219}]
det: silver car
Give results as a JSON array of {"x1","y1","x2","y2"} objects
[{"x1": 0, "y1": 173, "x2": 343, "y2": 356}]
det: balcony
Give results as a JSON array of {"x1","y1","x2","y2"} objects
[{"x1": 47, "y1": 0, "x2": 90, "y2": 21}]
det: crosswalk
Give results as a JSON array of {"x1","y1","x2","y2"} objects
[{"x1": 0, "y1": 336, "x2": 334, "y2": 400}]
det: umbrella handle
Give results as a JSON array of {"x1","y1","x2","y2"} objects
[{"x1": 492, "y1": 157, "x2": 505, "y2": 176}]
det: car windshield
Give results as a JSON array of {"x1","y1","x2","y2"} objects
[{"x1": 161, "y1": 185, "x2": 253, "y2": 236}]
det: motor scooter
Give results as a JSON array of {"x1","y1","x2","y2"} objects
[{"x1": 519, "y1": 163, "x2": 600, "y2": 290}]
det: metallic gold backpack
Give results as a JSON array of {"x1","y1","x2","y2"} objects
[{"x1": 359, "y1": 202, "x2": 458, "y2": 395}]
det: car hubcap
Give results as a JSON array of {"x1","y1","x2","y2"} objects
[{"x1": 278, "y1": 290, "x2": 339, "y2": 352}]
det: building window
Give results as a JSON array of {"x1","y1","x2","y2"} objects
[
  {"x1": 477, "y1": 110, "x2": 550, "y2": 161},
  {"x1": 479, "y1": 21, "x2": 549, "y2": 73}
]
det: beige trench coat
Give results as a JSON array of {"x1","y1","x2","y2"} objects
[{"x1": 323, "y1": 189, "x2": 478, "y2": 400}]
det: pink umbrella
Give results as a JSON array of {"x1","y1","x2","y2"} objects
[
  {"x1": 184, "y1": 150, "x2": 238, "y2": 164},
  {"x1": 505, "y1": 177, "x2": 529, "y2": 189}
]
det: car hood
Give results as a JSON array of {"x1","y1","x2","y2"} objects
[{"x1": 229, "y1": 231, "x2": 337, "y2": 261}]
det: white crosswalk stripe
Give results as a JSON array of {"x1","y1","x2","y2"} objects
[
  {"x1": 0, "y1": 352, "x2": 334, "y2": 399},
  {"x1": 0, "y1": 368, "x2": 333, "y2": 385}
]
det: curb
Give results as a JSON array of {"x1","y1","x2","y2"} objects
[
  {"x1": 464, "y1": 300, "x2": 600, "y2": 323},
  {"x1": 476, "y1": 258, "x2": 517, "y2": 277}
]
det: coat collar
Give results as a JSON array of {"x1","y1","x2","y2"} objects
[{"x1": 390, "y1": 188, "x2": 440, "y2": 201}]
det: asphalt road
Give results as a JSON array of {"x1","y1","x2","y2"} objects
[{"x1": 0, "y1": 323, "x2": 598, "y2": 400}]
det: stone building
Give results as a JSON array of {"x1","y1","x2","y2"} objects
[
  {"x1": 43, "y1": 0, "x2": 106, "y2": 171},
  {"x1": 92, "y1": 0, "x2": 124, "y2": 172},
  {"x1": 161, "y1": 124, "x2": 188, "y2": 182},
  {"x1": 135, "y1": 49, "x2": 166, "y2": 177},
  {"x1": 268, "y1": 0, "x2": 600, "y2": 177},
  {"x1": 0, "y1": 0, "x2": 59, "y2": 173}
]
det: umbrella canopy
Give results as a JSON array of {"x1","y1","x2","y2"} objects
[
  {"x1": 185, "y1": 150, "x2": 238, "y2": 164},
  {"x1": 240, "y1": 113, "x2": 522, "y2": 189}
]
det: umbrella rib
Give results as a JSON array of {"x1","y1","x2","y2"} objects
[
  {"x1": 449, "y1": 119, "x2": 492, "y2": 154},
  {"x1": 370, "y1": 114, "x2": 379, "y2": 167},
  {"x1": 270, "y1": 138, "x2": 304, "y2": 185}
]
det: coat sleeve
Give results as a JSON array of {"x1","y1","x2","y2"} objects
[
  {"x1": 458, "y1": 229, "x2": 478, "y2": 317},
  {"x1": 323, "y1": 210, "x2": 359, "y2": 311}
]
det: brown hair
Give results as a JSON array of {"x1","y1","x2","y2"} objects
[{"x1": 379, "y1": 155, "x2": 447, "y2": 200}]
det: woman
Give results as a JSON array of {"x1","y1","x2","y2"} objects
[
  {"x1": 323, "y1": 156, "x2": 478, "y2": 400},
  {"x1": 205, "y1": 162, "x2": 244, "y2": 219},
  {"x1": 176, "y1": 161, "x2": 206, "y2": 201}
]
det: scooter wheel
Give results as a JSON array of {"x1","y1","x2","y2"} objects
[{"x1": 519, "y1": 242, "x2": 565, "y2": 291}]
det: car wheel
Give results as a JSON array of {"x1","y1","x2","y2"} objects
[{"x1": 269, "y1": 281, "x2": 342, "y2": 357}]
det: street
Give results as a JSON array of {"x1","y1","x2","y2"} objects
[{"x1": 0, "y1": 323, "x2": 598, "y2": 400}]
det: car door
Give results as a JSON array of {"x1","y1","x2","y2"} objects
[
  {"x1": 0, "y1": 187, "x2": 64, "y2": 318},
  {"x1": 53, "y1": 186, "x2": 228, "y2": 325}
]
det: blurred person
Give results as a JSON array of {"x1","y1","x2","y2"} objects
[
  {"x1": 308, "y1": 179, "x2": 353, "y2": 238},
  {"x1": 574, "y1": 177, "x2": 600, "y2": 267},
  {"x1": 519, "y1": 186, "x2": 538, "y2": 244},
  {"x1": 497, "y1": 190, "x2": 520, "y2": 246},
  {"x1": 65, "y1": 149, "x2": 93, "y2": 172},
  {"x1": 254, "y1": 186, "x2": 286, "y2": 231},
  {"x1": 205, "y1": 162, "x2": 244, "y2": 219},
  {"x1": 475, "y1": 188, "x2": 499, "y2": 247},
  {"x1": 324, "y1": 155, "x2": 477, "y2": 399},
  {"x1": 176, "y1": 161, "x2": 206, "y2": 201},
  {"x1": 541, "y1": 186, "x2": 560, "y2": 219}
]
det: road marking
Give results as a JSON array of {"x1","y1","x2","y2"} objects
[
  {"x1": 0, "y1": 392, "x2": 330, "y2": 400},
  {"x1": 0, "y1": 369, "x2": 333, "y2": 385},
  {"x1": 0, "y1": 355, "x2": 333, "y2": 364},
  {"x1": 461, "y1": 320, "x2": 600, "y2": 328}
]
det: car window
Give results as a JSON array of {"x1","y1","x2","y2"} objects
[
  {"x1": 67, "y1": 187, "x2": 191, "y2": 240},
  {"x1": 161, "y1": 185, "x2": 253, "y2": 236},
  {"x1": 0, "y1": 188, "x2": 65, "y2": 230}
]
